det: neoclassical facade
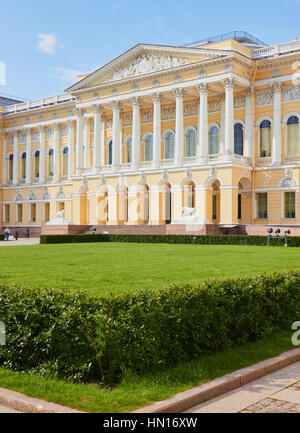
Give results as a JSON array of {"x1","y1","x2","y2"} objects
[{"x1": 2, "y1": 31, "x2": 300, "y2": 235}]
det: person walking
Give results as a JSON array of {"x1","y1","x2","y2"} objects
[
  {"x1": 14, "y1": 230, "x2": 19, "y2": 241},
  {"x1": 26, "y1": 229, "x2": 30, "y2": 239},
  {"x1": 4, "y1": 227, "x2": 10, "y2": 241}
]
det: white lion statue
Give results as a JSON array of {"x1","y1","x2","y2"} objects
[{"x1": 182, "y1": 207, "x2": 196, "y2": 217}]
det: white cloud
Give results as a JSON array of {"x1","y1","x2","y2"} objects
[
  {"x1": 48, "y1": 66, "x2": 85, "y2": 83},
  {"x1": 36, "y1": 34, "x2": 58, "y2": 55}
]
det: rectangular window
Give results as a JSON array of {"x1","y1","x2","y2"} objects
[
  {"x1": 257, "y1": 193, "x2": 268, "y2": 219},
  {"x1": 284, "y1": 192, "x2": 296, "y2": 218},
  {"x1": 5, "y1": 204, "x2": 10, "y2": 222},
  {"x1": 17, "y1": 204, "x2": 23, "y2": 222},
  {"x1": 44, "y1": 203, "x2": 50, "y2": 222},
  {"x1": 30, "y1": 203, "x2": 36, "y2": 222},
  {"x1": 212, "y1": 195, "x2": 217, "y2": 220}
]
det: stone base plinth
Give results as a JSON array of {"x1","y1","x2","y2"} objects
[{"x1": 41, "y1": 225, "x2": 91, "y2": 235}]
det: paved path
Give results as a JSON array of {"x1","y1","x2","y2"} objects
[
  {"x1": 185, "y1": 361, "x2": 300, "y2": 413},
  {"x1": 0, "y1": 238, "x2": 40, "y2": 246},
  {"x1": 0, "y1": 405, "x2": 20, "y2": 413}
]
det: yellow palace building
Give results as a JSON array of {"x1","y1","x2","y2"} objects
[{"x1": 2, "y1": 31, "x2": 300, "y2": 236}]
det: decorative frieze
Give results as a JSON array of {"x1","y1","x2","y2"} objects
[
  {"x1": 183, "y1": 102, "x2": 198, "y2": 117},
  {"x1": 283, "y1": 85, "x2": 300, "y2": 103},
  {"x1": 46, "y1": 128, "x2": 54, "y2": 139},
  {"x1": 162, "y1": 106, "x2": 176, "y2": 120},
  {"x1": 208, "y1": 99, "x2": 221, "y2": 113},
  {"x1": 234, "y1": 94, "x2": 245, "y2": 108},
  {"x1": 7, "y1": 135, "x2": 14, "y2": 146},
  {"x1": 32, "y1": 131, "x2": 40, "y2": 142},
  {"x1": 256, "y1": 90, "x2": 274, "y2": 106},
  {"x1": 60, "y1": 126, "x2": 68, "y2": 137},
  {"x1": 19, "y1": 133, "x2": 26, "y2": 144},
  {"x1": 123, "y1": 113, "x2": 133, "y2": 126},
  {"x1": 141, "y1": 109, "x2": 153, "y2": 123}
]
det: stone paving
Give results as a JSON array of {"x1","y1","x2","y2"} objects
[
  {"x1": 0, "y1": 238, "x2": 40, "y2": 246},
  {"x1": 240, "y1": 380, "x2": 300, "y2": 413},
  {"x1": 186, "y1": 361, "x2": 300, "y2": 413},
  {"x1": 0, "y1": 405, "x2": 20, "y2": 413}
]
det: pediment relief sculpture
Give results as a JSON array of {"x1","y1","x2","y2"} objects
[{"x1": 105, "y1": 53, "x2": 188, "y2": 83}]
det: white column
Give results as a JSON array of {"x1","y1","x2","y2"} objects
[
  {"x1": 220, "y1": 95, "x2": 225, "y2": 154},
  {"x1": 152, "y1": 92, "x2": 161, "y2": 168},
  {"x1": 53, "y1": 124, "x2": 59, "y2": 183},
  {"x1": 245, "y1": 89, "x2": 252, "y2": 158},
  {"x1": 272, "y1": 81, "x2": 282, "y2": 165},
  {"x1": 25, "y1": 130, "x2": 31, "y2": 184},
  {"x1": 174, "y1": 88, "x2": 184, "y2": 166},
  {"x1": 112, "y1": 101, "x2": 121, "y2": 169},
  {"x1": 39, "y1": 126, "x2": 45, "y2": 184},
  {"x1": 68, "y1": 120, "x2": 74, "y2": 179},
  {"x1": 100, "y1": 115, "x2": 105, "y2": 169},
  {"x1": 131, "y1": 97, "x2": 141, "y2": 169},
  {"x1": 198, "y1": 83, "x2": 209, "y2": 163},
  {"x1": 83, "y1": 117, "x2": 89, "y2": 169},
  {"x1": 2, "y1": 134, "x2": 7, "y2": 185},
  {"x1": 13, "y1": 131, "x2": 19, "y2": 185},
  {"x1": 93, "y1": 105, "x2": 101, "y2": 174},
  {"x1": 223, "y1": 78, "x2": 234, "y2": 159},
  {"x1": 75, "y1": 109, "x2": 83, "y2": 176}
]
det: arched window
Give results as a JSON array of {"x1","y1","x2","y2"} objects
[
  {"x1": 145, "y1": 134, "x2": 153, "y2": 161},
  {"x1": 209, "y1": 126, "x2": 219, "y2": 155},
  {"x1": 126, "y1": 137, "x2": 132, "y2": 163},
  {"x1": 185, "y1": 129, "x2": 196, "y2": 157},
  {"x1": 63, "y1": 147, "x2": 69, "y2": 176},
  {"x1": 234, "y1": 123, "x2": 244, "y2": 155},
  {"x1": 21, "y1": 152, "x2": 26, "y2": 180},
  {"x1": 108, "y1": 140, "x2": 112, "y2": 165},
  {"x1": 287, "y1": 116, "x2": 299, "y2": 155},
  {"x1": 9, "y1": 154, "x2": 13, "y2": 181},
  {"x1": 260, "y1": 120, "x2": 271, "y2": 157},
  {"x1": 165, "y1": 131, "x2": 174, "y2": 159},
  {"x1": 48, "y1": 149, "x2": 54, "y2": 177},
  {"x1": 34, "y1": 151, "x2": 40, "y2": 178}
]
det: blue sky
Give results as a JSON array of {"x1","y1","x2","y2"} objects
[{"x1": 1, "y1": 0, "x2": 300, "y2": 101}]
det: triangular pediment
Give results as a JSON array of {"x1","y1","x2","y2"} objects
[{"x1": 66, "y1": 44, "x2": 229, "y2": 92}]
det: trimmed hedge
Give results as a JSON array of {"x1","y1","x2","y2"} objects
[
  {"x1": 0, "y1": 272, "x2": 299, "y2": 384},
  {"x1": 40, "y1": 233, "x2": 300, "y2": 247},
  {"x1": 0, "y1": 234, "x2": 4, "y2": 241}
]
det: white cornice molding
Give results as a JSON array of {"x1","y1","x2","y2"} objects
[
  {"x1": 4, "y1": 115, "x2": 76, "y2": 133},
  {"x1": 76, "y1": 72, "x2": 250, "y2": 109}
]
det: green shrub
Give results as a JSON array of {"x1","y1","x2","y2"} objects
[
  {"x1": 40, "y1": 233, "x2": 300, "y2": 246},
  {"x1": 0, "y1": 272, "x2": 299, "y2": 384},
  {"x1": 0, "y1": 234, "x2": 4, "y2": 241}
]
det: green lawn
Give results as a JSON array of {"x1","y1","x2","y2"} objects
[
  {"x1": 0, "y1": 242, "x2": 299, "y2": 296},
  {"x1": 0, "y1": 331, "x2": 295, "y2": 413}
]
